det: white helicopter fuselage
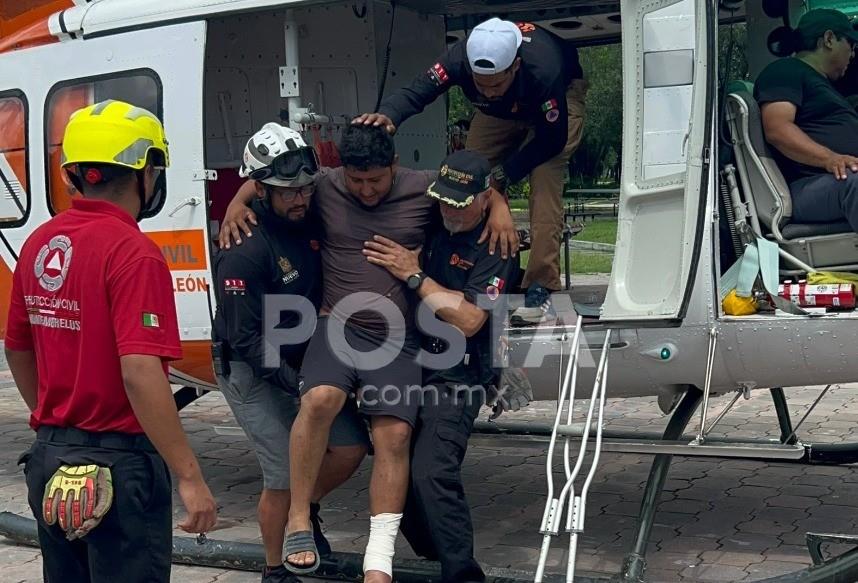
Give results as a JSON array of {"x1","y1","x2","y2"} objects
[{"x1": 0, "y1": 0, "x2": 856, "y2": 404}]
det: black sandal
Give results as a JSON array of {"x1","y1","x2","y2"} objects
[{"x1": 283, "y1": 530, "x2": 320, "y2": 575}]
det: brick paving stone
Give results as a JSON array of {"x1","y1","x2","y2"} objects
[
  {"x1": 658, "y1": 499, "x2": 711, "y2": 515},
  {"x1": 681, "y1": 563, "x2": 748, "y2": 582},
  {"x1": 745, "y1": 559, "x2": 808, "y2": 579},
  {"x1": 646, "y1": 551, "x2": 702, "y2": 571},
  {"x1": 657, "y1": 536, "x2": 720, "y2": 554},
  {"x1": 764, "y1": 495, "x2": 822, "y2": 510},
  {"x1": 804, "y1": 504, "x2": 858, "y2": 518},
  {"x1": 777, "y1": 529, "x2": 810, "y2": 547},
  {"x1": 4, "y1": 382, "x2": 858, "y2": 582},
  {"x1": 762, "y1": 545, "x2": 813, "y2": 565},
  {"x1": 792, "y1": 473, "x2": 840, "y2": 487}
]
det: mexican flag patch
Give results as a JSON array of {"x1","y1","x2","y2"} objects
[
  {"x1": 142, "y1": 313, "x2": 160, "y2": 328},
  {"x1": 541, "y1": 99, "x2": 558, "y2": 112}
]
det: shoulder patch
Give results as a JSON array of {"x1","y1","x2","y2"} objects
[
  {"x1": 427, "y1": 62, "x2": 449, "y2": 87},
  {"x1": 517, "y1": 22, "x2": 536, "y2": 33},
  {"x1": 224, "y1": 279, "x2": 246, "y2": 295}
]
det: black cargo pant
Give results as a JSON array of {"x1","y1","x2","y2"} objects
[
  {"x1": 18, "y1": 426, "x2": 172, "y2": 583},
  {"x1": 400, "y1": 383, "x2": 486, "y2": 583}
]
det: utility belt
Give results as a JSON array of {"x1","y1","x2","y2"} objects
[{"x1": 36, "y1": 425, "x2": 156, "y2": 453}]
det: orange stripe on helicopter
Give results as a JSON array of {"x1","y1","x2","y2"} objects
[
  {"x1": 0, "y1": 1, "x2": 73, "y2": 55},
  {"x1": 147, "y1": 230, "x2": 208, "y2": 271}
]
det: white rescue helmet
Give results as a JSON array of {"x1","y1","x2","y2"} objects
[{"x1": 239, "y1": 123, "x2": 320, "y2": 187}]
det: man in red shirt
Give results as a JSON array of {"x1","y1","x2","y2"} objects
[{"x1": 5, "y1": 100, "x2": 217, "y2": 583}]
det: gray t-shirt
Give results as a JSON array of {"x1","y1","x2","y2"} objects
[{"x1": 314, "y1": 167, "x2": 438, "y2": 335}]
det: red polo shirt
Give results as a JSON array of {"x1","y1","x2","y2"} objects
[{"x1": 5, "y1": 199, "x2": 182, "y2": 433}]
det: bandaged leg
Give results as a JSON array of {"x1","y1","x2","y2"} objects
[{"x1": 363, "y1": 512, "x2": 403, "y2": 577}]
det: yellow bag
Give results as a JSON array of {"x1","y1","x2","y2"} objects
[
  {"x1": 722, "y1": 289, "x2": 758, "y2": 316},
  {"x1": 808, "y1": 271, "x2": 858, "y2": 294}
]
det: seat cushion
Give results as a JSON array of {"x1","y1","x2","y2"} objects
[{"x1": 781, "y1": 221, "x2": 854, "y2": 239}]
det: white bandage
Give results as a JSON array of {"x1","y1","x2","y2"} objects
[{"x1": 362, "y1": 512, "x2": 403, "y2": 577}]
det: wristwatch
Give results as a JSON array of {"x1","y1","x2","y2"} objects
[
  {"x1": 407, "y1": 271, "x2": 427, "y2": 291},
  {"x1": 491, "y1": 165, "x2": 510, "y2": 192}
]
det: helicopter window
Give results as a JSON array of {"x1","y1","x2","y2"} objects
[
  {"x1": 0, "y1": 91, "x2": 29, "y2": 228},
  {"x1": 45, "y1": 70, "x2": 163, "y2": 216}
]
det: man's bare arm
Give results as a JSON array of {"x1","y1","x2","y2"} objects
[
  {"x1": 121, "y1": 354, "x2": 217, "y2": 533},
  {"x1": 418, "y1": 279, "x2": 488, "y2": 337},
  {"x1": 5, "y1": 348, "x2": 37, "y2": 412},
  {"x1": 761, "y1": 101, "x2": 858, "y2": 180},
  {"x1": 361, "y1": 235, "x2": 487, "y2": 336}
]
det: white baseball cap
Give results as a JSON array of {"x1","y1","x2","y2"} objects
[{"x1": 466, "y1": 18, "x2": 523, "y2": 75}]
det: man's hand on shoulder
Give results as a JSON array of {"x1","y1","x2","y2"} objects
[
  {"x1": 218, "y1": 185, "x2": 260, "y2": 250},
  {"x1": 352, "y1": 113, "x2": 397, "y2": 135}
]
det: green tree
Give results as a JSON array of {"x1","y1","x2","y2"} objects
[
  {"x1": 569, "y1": 44, "x2": 623, "y2": 189},
  {"x1": 448, "y1": 86, "x2": 474, "y2": 123}
]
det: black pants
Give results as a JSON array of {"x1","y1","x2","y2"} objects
[
  {"x1": 400, "y1": 385, "x2": 486, "y2": 583},
  {"x1": 19, "y1": 426, "x2": 173, "y2": 583}
]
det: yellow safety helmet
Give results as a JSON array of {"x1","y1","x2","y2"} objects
[{"x1": 61, "y1": 99, "x2": 169, "y2": 172}]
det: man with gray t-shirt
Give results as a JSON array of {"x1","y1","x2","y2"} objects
[{"x1": 220, "y1": 125, "x2": 516, "y2": 581}]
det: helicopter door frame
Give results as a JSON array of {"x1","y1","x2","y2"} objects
[
  {"x1": 600, "y1": 0, "x2": 716, "y2": 323},
  {"x1": 0, "y1": 21, "x2": 212, "y2": 350}
]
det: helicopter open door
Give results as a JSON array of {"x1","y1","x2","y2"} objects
[{"x1": 600, "y1": 0, "x2": 715, "y2": 322}]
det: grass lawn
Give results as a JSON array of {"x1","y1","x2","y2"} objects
[
  {"x1": 575, "y1": 218, "x2": 618, "y2": 245},
  {"x1": 518, "y1": 248, "x2": 614, "y2": 274}
]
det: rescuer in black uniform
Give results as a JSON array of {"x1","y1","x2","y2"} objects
[
  {"x1": 212, "y1": 123, "x2": 369, "y2": 583},
  {"x1": 362, "y1": 150, "x2": 519, "y2": 582},
  {"x1": 356, "y1": 17, "x2": 587, "y2": 326}
]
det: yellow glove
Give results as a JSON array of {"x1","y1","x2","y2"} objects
[{"x1": 43, "y1": 464, "x2": 113, "y2": 540}]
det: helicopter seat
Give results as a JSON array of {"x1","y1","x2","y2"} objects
[{"x1": 726, "y1": 86, "x2": 858, "y2": 271}]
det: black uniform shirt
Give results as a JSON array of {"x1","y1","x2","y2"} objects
[
  {"x1": 378, "y1": 23, "x2": 583, "y2": 184},
  {"x1": 212, "y1": 199, "x2": 322, "y2": 390},
  {"x1": 755, "y1": 57, "x2": 858, "y2": 183},
  {"x1": 422, "y1": 220, "x2": 519, "y2": 387}
]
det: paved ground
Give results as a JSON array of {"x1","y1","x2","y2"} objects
[{"x1": 2, "y1": 366, "x2": 858, "y2": 582}]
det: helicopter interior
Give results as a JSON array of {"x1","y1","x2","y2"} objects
[{"x1": 198, "y1": 0, "x2": 858, "y2": 322}]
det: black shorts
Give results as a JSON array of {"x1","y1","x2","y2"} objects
[
  {"x1": 301, "y1": 316, "x2": 423, "y2": 426},
  {"x1": 19, "y1": 426, "x2": 172, "y2": 583}
]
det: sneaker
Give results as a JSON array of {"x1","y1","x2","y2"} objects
[
  {"x1": 510, "y1": 284, "x2": 557, "y2": 327},
  {"x1": 310, "y1": 502, "x2": 332, "y2": 557},
  {"x1": 261, "y1": 564, "x2": 301, "y2": 583}
]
